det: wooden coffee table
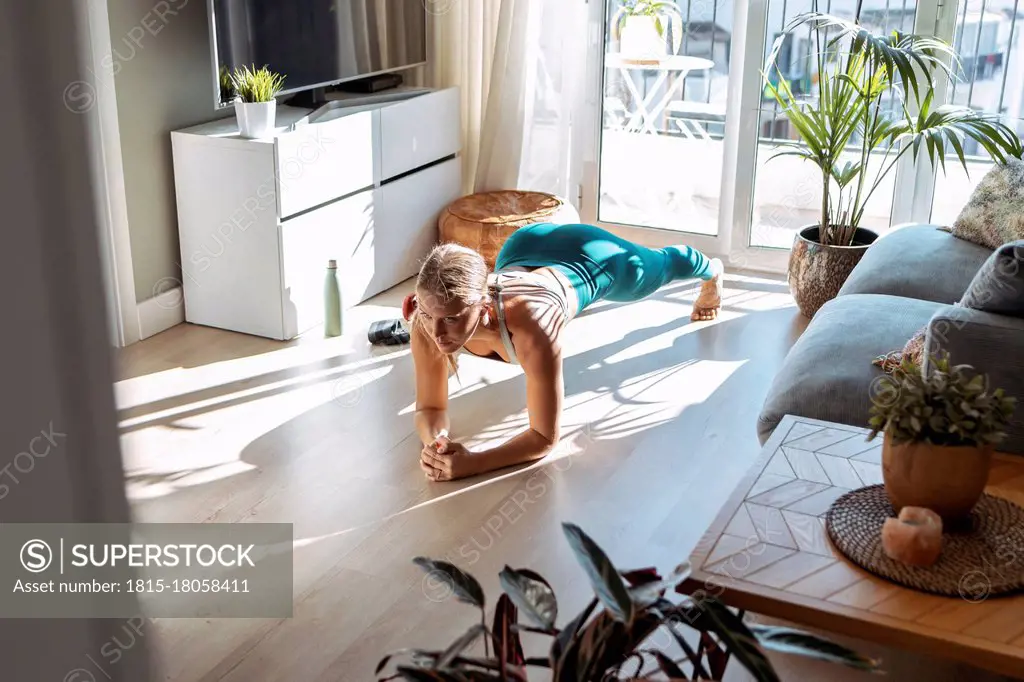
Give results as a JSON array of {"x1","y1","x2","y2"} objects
[{"x1": 679, "y1": 415, "x2": 1024, "y2": 678}]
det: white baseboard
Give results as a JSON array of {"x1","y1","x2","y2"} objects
[{"x1": 136, "y1": 286, "x2": 184, "y2": 340}]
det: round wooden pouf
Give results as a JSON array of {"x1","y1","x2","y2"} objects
[{"x1": 438, "y1": 190, "x2": 580, "y2": 269}]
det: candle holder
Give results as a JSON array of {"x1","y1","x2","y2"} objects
[{"x1": 825, "y1": 484, "x2": 1024, "y2": 598}]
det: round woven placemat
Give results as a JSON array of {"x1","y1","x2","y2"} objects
[{"x1": 825, "y1": 485, "x2": 1024, "y2": 599}]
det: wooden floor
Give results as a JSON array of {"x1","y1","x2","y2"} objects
[{"x1": 114, "y1": 271, "x2": 1011, "y2": 681}]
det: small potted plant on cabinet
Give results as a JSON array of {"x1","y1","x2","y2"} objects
[
  {"x1": 611, "y1": 0, "x2": 684, "y2": 63},
  {"x1": 868, "y1": 353, "x2": 1016, "y2": 523},
  {"x1": 764, "y1": 12, "x2": 1024, "y2": 318},
  {"x1": 230, "y1": 64, "x2": 286, "y2": 139}
]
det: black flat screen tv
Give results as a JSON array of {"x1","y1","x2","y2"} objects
[{"x1": 208, "y1": 0, "x2": 427, "y2": 106}]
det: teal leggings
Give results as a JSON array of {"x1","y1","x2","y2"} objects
[{"x1": 494, "y1": 222, "x2": 715, "y2": 314}]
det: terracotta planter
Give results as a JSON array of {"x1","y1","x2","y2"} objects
[
  {"x1": 787, "y1": 225, "x2": 878, "y2": 318},
  {"x1": 882, "y1": 436, "x2": 994, "y2": 522}
]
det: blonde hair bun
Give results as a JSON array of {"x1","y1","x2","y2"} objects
[
  {"x1": 413, "y1": 242, "x2": 493, "y2": 377},
  {"x1": 415, "y1": 242, "x2": 490, "y2": 307}
]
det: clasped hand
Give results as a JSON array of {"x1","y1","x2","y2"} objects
[{"x1": 420, "y1": 436, "x2": 478, "y2": 482}]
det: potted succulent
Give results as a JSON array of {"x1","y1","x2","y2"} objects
[
  {"x1": 230, "y1": 64, "x2": 286, "y2": 139},
  {"x1": 611, "y1": 0, "x2": 684, "y2": 63},
  {"x1": 868, "y1": 353, "x2": 1016, "y2": 522},
  {"x1": 764, "y1": 12, "x2": 1024, "y2": 318},
  {"x1": 377, "y1": 522, "x2": 880, "y2": 680}
]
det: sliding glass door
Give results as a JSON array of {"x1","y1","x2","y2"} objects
[
  {"x1": 584, "y1": 0, "x2": 739, "y2": 256},
  {"x1": 581, "y1": 0, "x2": 1024, "y2": 269},
  {"x1": 748, "y1": 1, "x2": 920, "y2": 249}
]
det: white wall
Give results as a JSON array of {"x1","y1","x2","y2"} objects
[{"x1": 106, "y1": 0, "x2": 229, "y2": 306}]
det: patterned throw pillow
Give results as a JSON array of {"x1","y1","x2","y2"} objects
[
  {"x1": 960, "y1": 240, "x2": 1024, "y2": 317},
  {"x1": 950, "y1": 160, "x2": 1024, "y2": 249}
]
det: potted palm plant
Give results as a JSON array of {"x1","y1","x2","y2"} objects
[
  {"x1": 764, "y1": 12, "x2": 1024, "y2": 318},
  {"x1": 868, "y1": 353, "x2": 1016, "y2": 522},
  {"x1": 611, "y1": 0, "x2": 684, "y2": 63},
  {"x1": 230, "y1": 64, "x2": 286, "y2": 139},
  {"x1": 377, "y1": 522, "x2": 880, "y2": 680}
]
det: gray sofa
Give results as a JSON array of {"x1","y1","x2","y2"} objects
[{"x1": 757, "y1": 224, "x2": 1024, "y2": 455}]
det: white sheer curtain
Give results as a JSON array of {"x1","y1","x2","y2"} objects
[{"x1": 427, "y1": 0, "x2": 587, "y2": 200}]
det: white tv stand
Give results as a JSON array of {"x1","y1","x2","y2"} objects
[{"x1": 170, "y1": 86, "x2": 462, "y2": 340}]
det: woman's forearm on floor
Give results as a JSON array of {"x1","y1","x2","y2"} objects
[
  {"x1": 415, "y1": 409, "x2": 450, "y2": 446},
  {"x1": 476, "y1": 429, "x2": 556, "y2": 472}
]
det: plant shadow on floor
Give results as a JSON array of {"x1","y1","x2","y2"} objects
[{"x1": 127, "y1": 275, "x2": 808, "y2": 540}]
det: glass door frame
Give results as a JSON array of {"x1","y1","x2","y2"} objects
[
  {"x1": 577, "y1": 0, "x2": 746, "y2": 260},
  {"x1": 578, "y1": 0, "x2": 955, "y2": 276},
  {"x1": 577, "y1": 0, "x2": 791, "y2": 272},
  {"x1": 896, "y1": 0, "x2": 963, "y2": 225},
  {"x1": 721, "y1": 0, "x2": 789, "y2": 275}
]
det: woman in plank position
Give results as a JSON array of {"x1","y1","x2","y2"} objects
[{"x1": 408, "y1": 222, "x2": 723, "y2": 482}]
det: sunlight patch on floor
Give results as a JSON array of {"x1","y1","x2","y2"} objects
[
  {"x1": 120, "y1": 362, "x2": 394, "y2": 432},
  {"x1": 126, "y1": 460, "x2": 259, "y2": 500},
  {"x1": 115, "y1": 291, "x2": 412, "y2": 410},
  {"x1": 587, "y1": 359, "x2": 747, "y2": 437},
  {"x1": 441, "y1": 357, "x2": 747, "y2": 467},
  {"x1": 593, "y1": 314, "x2": 703, "y2": 365},
  {"x1": 114, "y1": 336, "x2": 371, "y2": 407},
  {"x1": 119, "y1": 354, "x2": 397, "y2": 500}
]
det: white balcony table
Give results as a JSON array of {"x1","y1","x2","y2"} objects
[{"x1": 604, "y1": 53, "x2": 714, "y2": 135}]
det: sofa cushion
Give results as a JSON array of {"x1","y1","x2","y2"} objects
[
  {"x1": 838, "y1": 224, "x2": 992, "y2": 304},
  {"x1": 757, "y1": 294, "x2": 945, "y2": 445},
  {"x1": 960, "y1": 240, "x2": 1024, "y2": 317}
]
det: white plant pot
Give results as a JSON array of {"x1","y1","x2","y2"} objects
[
  {"x1": 620, "y1": 15, "x2": 666, "y2": 62},
  {"x1": 234, "y1": 100, "x2": 277, "y2": 139}
]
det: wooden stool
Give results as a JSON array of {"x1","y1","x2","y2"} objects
[{"x1": 437, "y1": 190, "x2": 580, "y2": 269}]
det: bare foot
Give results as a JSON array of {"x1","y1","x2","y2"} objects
[{"x1": 691, "y1": 259, "x2": 723, "y2": 322}]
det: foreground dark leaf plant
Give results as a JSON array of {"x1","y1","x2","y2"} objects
[{"x1": 377, "y1": 522, "x2": 882, "y2": 680}]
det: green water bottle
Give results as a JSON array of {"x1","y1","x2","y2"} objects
[{"x1": 324, "y1": 259, "x2": 342, "y2": 337}]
